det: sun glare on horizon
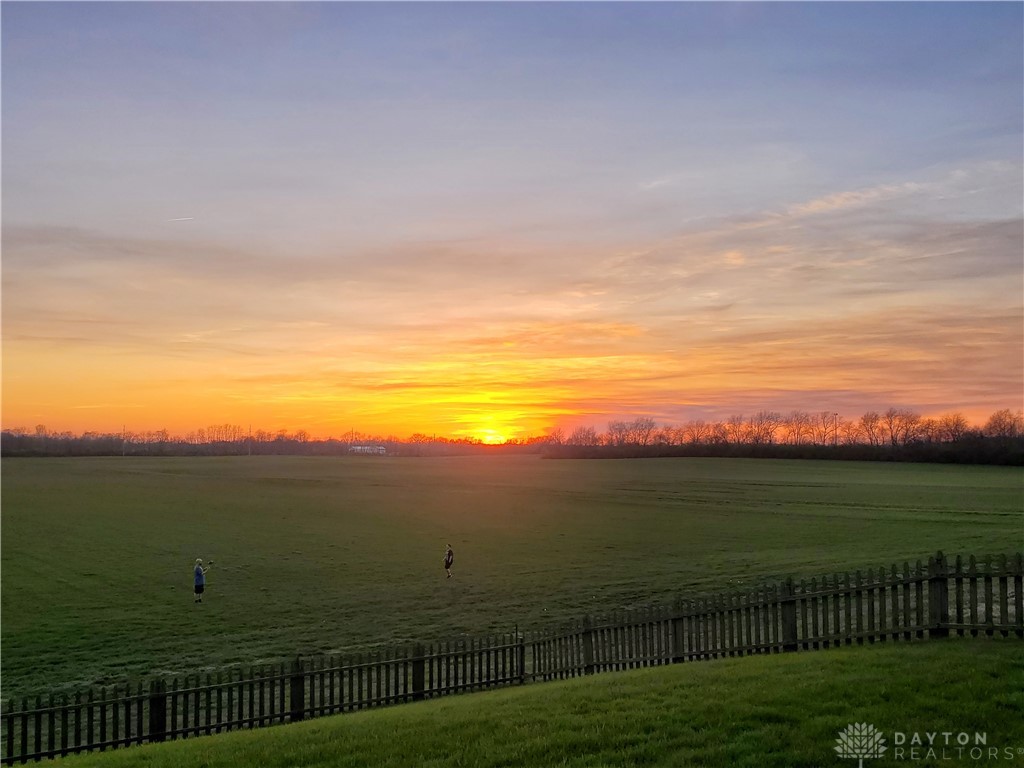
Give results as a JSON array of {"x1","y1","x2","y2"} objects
[{"x1": 463, "y1": 427, "x2": 511, "y2": 445}]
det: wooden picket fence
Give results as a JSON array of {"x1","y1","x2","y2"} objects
[{"x1": 3, "y1": 552, "x2": 1022, "y2": 764}]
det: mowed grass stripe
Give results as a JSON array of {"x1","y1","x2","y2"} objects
[
  {"x1": 54, "y1": 640, "x2": 1024, "y2": 768},
  {"x1": 3, "y1": 456, "x2": 1021, "y2": 693}
]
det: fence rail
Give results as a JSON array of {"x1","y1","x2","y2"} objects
[{"x1": 3, "y1": 552, "x2": 1021, "y2": 764}]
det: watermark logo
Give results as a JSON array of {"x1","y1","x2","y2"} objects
[
  {"x1": 833, "y1": 725, "x2": 1022, "y2": 763},
  {"x1": 836, "y1": 723, "x2": 888, "y2": 768}
]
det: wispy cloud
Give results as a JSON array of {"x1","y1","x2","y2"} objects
[
  {"x1": 4, "y1": 159, "x2": 1020, "y2": 436},
  {"x1": 785, "y1": 182, "x2": 926, "y2": 217}
]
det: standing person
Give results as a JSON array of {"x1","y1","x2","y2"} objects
[
  {"x1": 444, "y1": 544, "x2": 454, "y2": 579},
  {"x1": 193, "y1": 558, "x2": 209, "y2": 603}
]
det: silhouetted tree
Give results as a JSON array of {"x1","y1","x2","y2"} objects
[
  {"x1": 938, "y1": 412, "x2": 970, "y2": 442},
  {"x1": 785, "y1": 411, "x2": 813, "y2": 445},
  {"x1": 860, "y1": 411, "x2": 882, "y2": 446},
  {"x1": 567, "y1": 425, "x2": 600, "y2": 446}
]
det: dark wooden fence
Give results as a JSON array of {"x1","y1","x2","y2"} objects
[
  {"x1": 1, "y1": 634, "x2": 523, "y2": 764},
  {"x1": 4, "y1": 552, "x2": 1021, "y2": 764}
]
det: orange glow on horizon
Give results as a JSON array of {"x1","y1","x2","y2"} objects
[{"x1": 2, "y1": 294, "x2": 1019, "y2": 439}]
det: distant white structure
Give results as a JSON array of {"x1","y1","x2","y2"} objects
[{"x1": 349, "y1": 445, "x2": 386, "y2": 455}]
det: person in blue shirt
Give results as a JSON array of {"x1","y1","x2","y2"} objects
[{"x1": 193, "y1": 558, "x2": 209, "y2": 603}]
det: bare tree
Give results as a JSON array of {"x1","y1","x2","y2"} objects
[
  {"x1": 653, "y1": 426, "x2": 678, "y2": 445},
  {"x1": 748, "y1": 411, "x2": 783, "y2": 444},
  {"x1": 724, "y1": 415, "x2": 747, "y2": 444},
  {"x1": 840, "y1": 419, "x2": 863, "y2": 445},
  {"x1": 709, "y1": 421, "x2": 730, "y2": 444},
  {"x1": 899, "y1": 409, "x2": 922, "y2": 444},
  {"x1": 918, "y1": 419, "x2": 940, "y2": 443},
  {"x1": 883, "y1": 408, "x2": 922, "y2": 445},
  {"x1": 606, "y1": 420, "x2": 629, "y2": 446},
  {"x1": 682, "y1": 420, "x2": 711, "y2": 444},
  {"x1": 809, "y1": 412, "x2": 835, "y2": 445},
  {"x1": 567, "y1": 425, "x2": 600, "y2": 446},
  {"x1": 937, "y1": 412, "x2": 970, "y2": 442},
  {"x1": 784, "y1": 411, "x2": 813, "y2": 445},
  {"x1": 860, "y1": 411, "x2": 882, "y2": 446},
  {"x1": 631, "y1": 417, "x2": 657, "y2": 446},
  {"x1": 882, "y1": 408, "x2": 902, "y2": 446},
  {"x1": 983, "y1": 409, "x2": 1024, "y2": 438}
]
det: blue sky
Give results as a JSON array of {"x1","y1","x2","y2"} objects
[{"x1": 3, "y1": 2, "x2": 1022, "y2": 437}]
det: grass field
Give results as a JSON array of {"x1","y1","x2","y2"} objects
[
  {"x1": 2, "y1": 455, "x2": 1022, "y2": 695},
  {"x1": 53, "y1": 639, "x2": 1024, "y2": 768}
]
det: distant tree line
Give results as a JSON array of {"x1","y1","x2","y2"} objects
[
  {"x1": 2, "y1": 408, "x2": 1021, "y2": 464},
  {"x1": 545, "y1": 408, "x2": 1024, "y2": 465},
  {"x1": 0, "y1": 424, "x2": 547, "y2": 459}
]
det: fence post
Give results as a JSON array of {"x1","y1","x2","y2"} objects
[
  {"x1": 411, "y1": 644, "x2": 425, "y2": 701},
  {"x1": 289, "y1": 657, "x2": 305, "y2": 722},
  {"x1": 516, "y1": 633, "x2": 526, "y2": 685},
  {"x1": 928, "y1": 551, "x2": 950, "y2": 639},
  {"x1": 1014, "y1": 553, "x2": 1024, "y2": 640},
  {"x1": 147, "y1": 680, "x2": 166, "y2": 743},
  {"x1": 582, "y1": 616, "x2": 595, "y2": 675},
  {"x1": 671, "y1": 598, "x2": 686, "y2": 664},
  {"x1": 5, "y1": 699, "x2": 19, "y2": 767},
  {"x1": 780, "y1": 578, "x2": 798, "y2": 652}
]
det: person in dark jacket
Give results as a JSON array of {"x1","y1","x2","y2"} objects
[
  {"x1": 194, "y1": 558, "x2": 210, "y2": 603},
  {"x1": 444, "y1": 544, "x2": 454, "y2": 579}
]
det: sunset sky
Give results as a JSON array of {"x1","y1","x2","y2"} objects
[{"x1": 3, "y1": 2, "x2": 1022, "y2": 442}]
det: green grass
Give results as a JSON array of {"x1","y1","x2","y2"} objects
[
  {"x1": 2, "y1": 455, "x2": 1021, "y2": 694},
  {"x1": 54, "y1": 639, "x2": 1024, "y2": 768}
]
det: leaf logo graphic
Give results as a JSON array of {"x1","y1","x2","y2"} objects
[{"x1": 835, "y1": 722, "x2": 887, "y2": 768}]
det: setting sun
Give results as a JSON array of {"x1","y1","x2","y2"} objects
[
  {"x1": 476, "y1": 430, "x2": 508, "y2": 445},
  {"x1": 458, "y1": 419, "x2": 518, "y2": 445}
]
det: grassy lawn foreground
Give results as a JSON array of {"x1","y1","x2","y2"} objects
[
  {"x1": 57, "y1": 639, "x2": 1024, "y2": 768},
  {"x1": 4, "y1": 456, "x2": 1021, "y2": 693}
]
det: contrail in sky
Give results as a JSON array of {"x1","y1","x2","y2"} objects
[{"x1": 167, "y1": 217, "x2": 194, "y2": 221}]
